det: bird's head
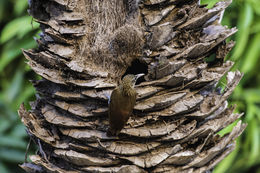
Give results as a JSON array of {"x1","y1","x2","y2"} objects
[{"x1": 122, "y1": 73, "x2": 145, "y2": 88}]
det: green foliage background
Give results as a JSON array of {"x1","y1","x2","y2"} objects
[
  {"x1": 0, "y1": 0, "x2": 39, "y2": 172},
  {"x1": 0, "y1": 0, "x2": 259, "y2": 172},
  {"x1": 201, "y1": 0, "x2": 260, "y2": 173}
]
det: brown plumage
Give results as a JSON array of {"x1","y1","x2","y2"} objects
[{"x1": 107, "y1": 74, "x2": 144, "y2": 136}]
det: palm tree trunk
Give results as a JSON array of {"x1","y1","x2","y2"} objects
[{"x1": 19, "y1": 0, "x2": 246, "y2": 172}]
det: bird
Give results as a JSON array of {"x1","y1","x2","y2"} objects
[{"x1": 107, "y1": 73, "x2": 144, "y2": 136}]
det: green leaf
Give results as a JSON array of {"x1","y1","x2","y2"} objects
[
  {"x1": 0, "y1": 162, "x2": 9, "y2": 173},
  {"x1": 245, "y1": 103, "x2": 255, "y2": 121},
  {"x1": 249, "y1": 0, "x2": 260, "y2": 15},
  {"x1": 14, "y1": 83, "x2": 35, "y2": 110},
  {"x1": 0, "y1": 37, "x2": 37, "y2": 72},
  {"x1": 248, "y1": 120, "x2": 260, "y2": 166},
  {"x1": 243, "y1": 89, "x2": 260, "y2": 103},
  {"x1": 4, "y1": 68, "x2": 24, "y2": 103},
  {"x1": 255, "y1": 106, "x2": 260, "y2": 122},
  {"x1": 0, "y1": 0, "x2": 7, "y2": 22},
  {"x1": 232, "y1": 3, "x2": 253, "y2": 60},
  {"x1": 241, "y1": 33, "x2": 260, "y2": 74},
  {"x1": 10, "y1": 123, "x2": 27, "y2": 138},
  {"x1": 0, "y1": 148, "x2": 25, "y2": 162},
  {"x1": 250, "y1": 18, "x2": 260, "y2": 34},
  {"x1": 213, "y1": 138, "x2": 240, "y2": 173},
  {"x1": 0, "y1": 136, "x2": 27, "y2": 149},
  {"x1": 200, "y1": 0, "x2": 221, "y2": 8},
  {"x1": 14, "y1": 0, "x2": 28, "y2": 15},
  {"x1": 230, "y1": 85, "x2": 242, "y2": 100},
  {"x1": 0, "y1": 100, "x2": 18, "y2": 121},
  {"x1": 0, "y1": 118, "x2": 11, "y2": 134},
  {"x1": 218, "y1": 119, "x2": 239, "y2": 136},
  {"x1": 0, "y1": 16, "x2": 39, "y2": 44}
]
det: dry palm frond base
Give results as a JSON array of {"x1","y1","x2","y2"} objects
[{"x1": 20, "y1": 0, "x2": 245, "y2": 172}]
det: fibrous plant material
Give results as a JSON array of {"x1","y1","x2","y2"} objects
[{"x1": 19, "y1": 0, "x2": 246, "y2": 172}]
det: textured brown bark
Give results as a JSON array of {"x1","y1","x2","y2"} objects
[{"x1": 20, "y1": 0, "x2": 246, "y2": 172}]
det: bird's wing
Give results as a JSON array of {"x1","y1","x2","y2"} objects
[
  {"x1": 129, "y1": 91, "x2": 137, "y2": 110},
  {"x1": 108, "y1": 87, "x2": 119, "y2": 114}
]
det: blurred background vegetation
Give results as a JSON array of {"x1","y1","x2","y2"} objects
[
  {"x1": 0, "y1": 0, "x2": 39, "y2": 172},
  {"x1": 0, "y1": 0, "x2": 259, "y2": 172}
]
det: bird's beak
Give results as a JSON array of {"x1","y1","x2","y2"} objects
[{"x1": 135, "y1": 73, "x2": 145, "y2": 80}]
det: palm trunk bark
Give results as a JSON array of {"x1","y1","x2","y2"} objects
[{"x1": 19, "y1": 0, "x2": 246, "y2": 172}]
